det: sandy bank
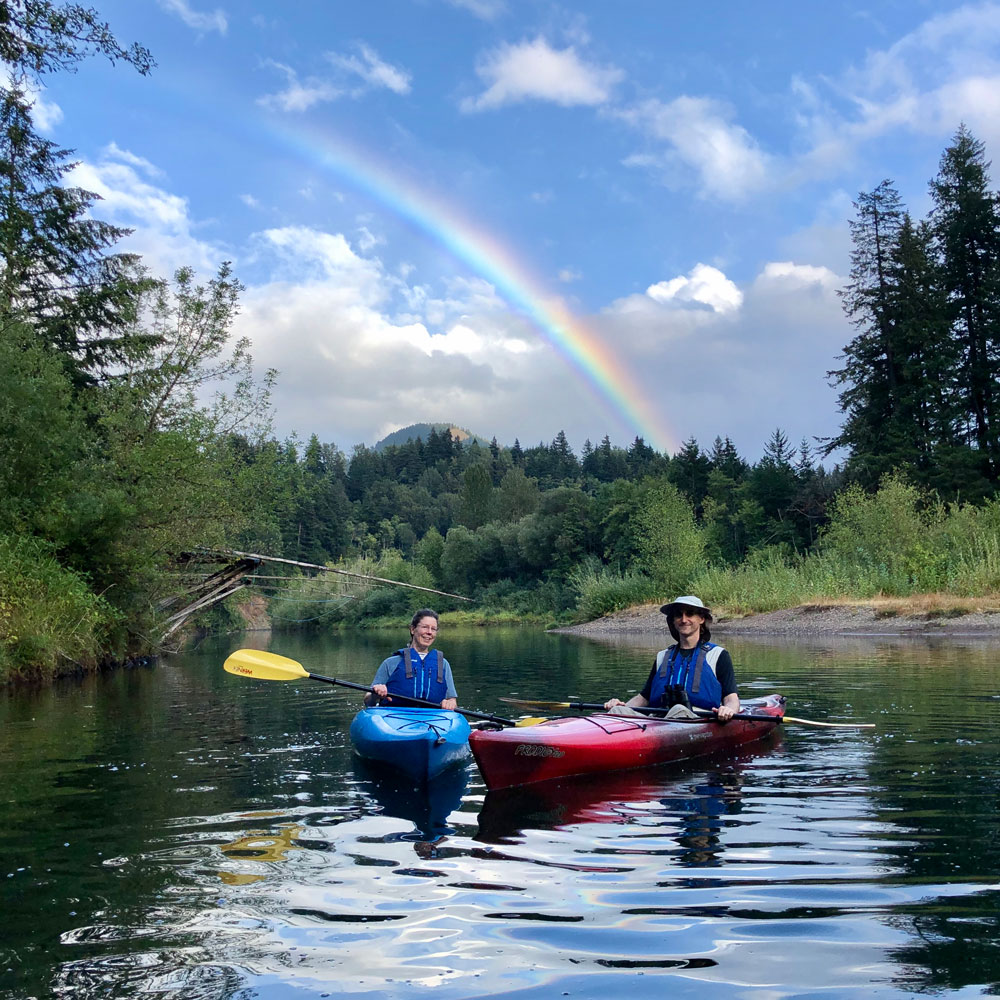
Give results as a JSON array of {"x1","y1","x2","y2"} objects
[{"x1": 557, "y1": 601, "x2": 1000, "y2": 637}]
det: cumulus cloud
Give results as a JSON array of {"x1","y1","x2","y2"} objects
[
  {"x1": 462, "y1": 37, "x2": 623, "y2": 111},
  {"x1": 236, "y1": 231, "x2": 567, "y2": 445},
  {"x1": 596, "y1": 256, "x2": 849, "y2": 454},
  {"x1": 619, "y1": 96, "x2": 772, "y2": 201},
  {"x1": 646, "y1": 263, "x2": 744, "y2": 315},
  {"x1": 327, "y1": 43, "x2": 412, "y2": 95},
  {"x1": 754, "y1": 261, "x2": 839, "y2": 294},
  {"x1": 157, "y1": 0, "x2": 227, "y2": 35}
]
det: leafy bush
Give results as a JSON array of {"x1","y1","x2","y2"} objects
[
  {"x1": 0, "y1": 534, "x2": 120, "y2": 681},
  {"x1": 569, "y1": 562, "x2": 661, "y2": 620}
]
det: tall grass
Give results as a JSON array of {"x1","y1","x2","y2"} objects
[
  {"x1": 569, "y1": 561, "x2": 663, "y2": 621},
  {"x1": 0, "y1": 534, "x2": 120, "y2": 681},
  {"x1": 688, "y1": 478, "x2": 1000, "y2": 615}
]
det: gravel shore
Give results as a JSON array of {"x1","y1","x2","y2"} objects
[{"x1": 556, "y1": 602, "x2": 1000, "y2": 637}]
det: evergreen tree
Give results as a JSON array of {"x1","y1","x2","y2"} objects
[
  {"x1": 0, "y1": 85, "x2": 151, "y2": 378},
  {"x1": 549, "y1": 429, "x2": 579, "y2": 481},
  {"x1": 826, "y1": 180, "x2": 907, "y2": 476},
  {"x1": 669, "y1": 437, "x2": 711, "y2": 506},
  {"x1": 930, "y1": 125, "x2": 1000, "y2": 478},
  {"x1": 709, "y1": 436, "x2": 748, "y2": 480},
  {"x1": 626, "y1": 436, "x2": 657, "y2": 478}
]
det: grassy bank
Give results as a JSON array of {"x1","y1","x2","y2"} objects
[
  {"x1": 0, "y1": 534, "x2": 122, "y2": 682},
  {"x1": 574, "y1": 477, "x2": 1000, "y2": 621}
]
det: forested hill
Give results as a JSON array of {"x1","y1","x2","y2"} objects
[{"x1": 374, "y1": 423, "x2": 486, "y2": 451}]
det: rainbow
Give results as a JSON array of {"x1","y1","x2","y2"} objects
[{"x1": 274, "y1": 124, "x2": 677, "y2": 453}]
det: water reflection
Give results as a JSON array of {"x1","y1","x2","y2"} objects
[
  {"x1": 352, "y1": 759, "x2": 469, "y2": 846},
  {"x1": 477, "y1": 747, "x2": 773, "y2": 867}
]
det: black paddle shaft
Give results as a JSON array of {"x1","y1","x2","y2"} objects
[{"x1": 306, "y1": 670, "x2": 516, "y2": 726}]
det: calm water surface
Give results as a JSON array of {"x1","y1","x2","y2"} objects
[{"x1": 1, "y1": 627, "x2": 999, "y2": 999}]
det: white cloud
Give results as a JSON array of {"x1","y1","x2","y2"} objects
[
  {"x1": 236, "y1": 231, "x2": 566, "y2": 445},
  {"x1": 792, "y1": 4, "x2": 1000, "y2": 176},
  {"x1": 258, "y1": 60, "x2": 341, "y2": 112},
  {"x1": 462, "y1": 37, "x2": 623, "y2": 112},
  {"x1": 619, "y1": 97, "x2": 771, "y2": 201},
  {"x1": 240, "y1": 193, "x2": 260, "y2": 208},
  {"x1": 596, "y1": 256, "x2": 849, "y2": 455},
  {"x1": 754, "y1": 261, "x2": 839, "y2": 294},
  {"x1": 328, "y1": 44, "x2": 411, "y2": 95},
  {"x1": 259, "y1": 45, "x2": 410, "y2": 112},
  {"x1": 68, "y1": 146, "x2": 222, "y2": 276},
  {"x1": 558, "y1": 268, "x2": 582, "y2": 283},
  {"x1": 3, "y1": 71, "x2": 62, "y2": 131},
  {"x1": 646, "y1": 263, "x2": 743, "y2": 315},
  {"x1": 356, "y1": 226, "x2": 383, "y2": 253},
  {"x1": 157, "y1": 0, "x2": 227, "y2": 35},
  {"x1": 104, "y1": 142, "x2": 164, "y2": 178},
  {"x1": 445, "y1": 0, "x2": 506, "y2": 20}
]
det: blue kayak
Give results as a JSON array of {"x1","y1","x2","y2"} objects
[{"x1": 349, "y1": 707, "x2": 471, "y2": 780}]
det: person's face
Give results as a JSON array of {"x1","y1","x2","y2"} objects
[
  {"x1": 410, "y1": 616, "x2": 439, "y2": 652},
  {"x1": 671, "y1": 607, "x2": 705, "y2": 644}
]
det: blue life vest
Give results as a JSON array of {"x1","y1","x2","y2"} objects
[
  {"x1": 649, "y1": 643, "x2": 724, "y2": 711},
  {"x1": 384, "y1": 647, "x2": 449, "y2": 705}
]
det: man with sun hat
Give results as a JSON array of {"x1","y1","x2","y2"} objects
[{"x1": 604, "y1": 595, "x2": 740, "y2": 721}]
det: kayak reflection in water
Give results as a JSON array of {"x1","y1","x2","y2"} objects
[
  {"x1": 363, "y1": 608, "x2": 458, "y2": 710},
  {"x1": 604, "y1": 595, "x2": 740, "y2": 722}
]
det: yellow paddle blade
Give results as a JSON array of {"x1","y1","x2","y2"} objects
[
  {"x1": 514, "y1": 716, "x2": 550, "y2": 727},
  {"x1": 223, "y1": 648, "x2": 309, "y2": 682}
]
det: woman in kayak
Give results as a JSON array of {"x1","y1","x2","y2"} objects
[
  {"x1": 364, "y1": 608, "x2": 459, "y2": 710},
  {"x1": 604, "y1": 596, "x2": 740, "y2": 721}
]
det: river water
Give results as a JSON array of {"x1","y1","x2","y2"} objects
[{"x1": 1, "y1": 626, "x2": 998, "y2": 999}]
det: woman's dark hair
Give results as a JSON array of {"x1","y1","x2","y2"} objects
[{"x1": 409, "y1": 608, "x2": 439, "y2": 630}]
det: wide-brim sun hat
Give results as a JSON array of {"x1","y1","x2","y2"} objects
[{"x1": 660, "y1": 595, "x2": 713, "y2": 621}]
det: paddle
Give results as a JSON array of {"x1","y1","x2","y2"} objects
[
  {"x1": 224, "y1": 648, "x2": 517, "y2": 727},
  {"x1": 499, "y1": 697, "x2": 875, "y2": 729}
]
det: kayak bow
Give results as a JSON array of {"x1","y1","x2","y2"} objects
[{"x1": 350, "y1": 707, "x2": 471, "y2": 781}]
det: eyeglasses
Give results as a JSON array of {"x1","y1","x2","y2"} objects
[{"x1": 673, "y1": 609, "x2": 702, "y2": 619}]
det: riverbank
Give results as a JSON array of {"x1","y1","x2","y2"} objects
[{"x1": 557, "y1": 595, "x2": 1000, "y2": 636}]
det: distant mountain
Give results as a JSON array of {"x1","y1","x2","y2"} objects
[{"x1": 373, "y1": 422, "x2": 492, "y2": 452}]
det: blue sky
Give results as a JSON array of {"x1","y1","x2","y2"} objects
[{"x1": 32, "y1": 0, "x2": 1000, "y2": 458}]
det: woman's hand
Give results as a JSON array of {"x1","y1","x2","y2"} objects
[
  {"x1": 367, "y1": 683, "x2": 389, "y2": 705},
  {"x1": 441, "y1": 697, "x2": 458, "y2": 711}
]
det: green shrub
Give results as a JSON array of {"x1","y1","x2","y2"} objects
[
  {"x1": 570, "y1": 562, "x2": 661, "y2": 620},
  {"x1": 0, "y1": 534, "x2": 119, "y2": 681}
]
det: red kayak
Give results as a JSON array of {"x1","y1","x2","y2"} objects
[{"x1": 469, "y1": 694, "x2": 785, "y2": 790}]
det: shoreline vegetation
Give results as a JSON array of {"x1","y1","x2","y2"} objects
[{"x1": 3, "y1": 9, "x2": 1000, "y2": 684}]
